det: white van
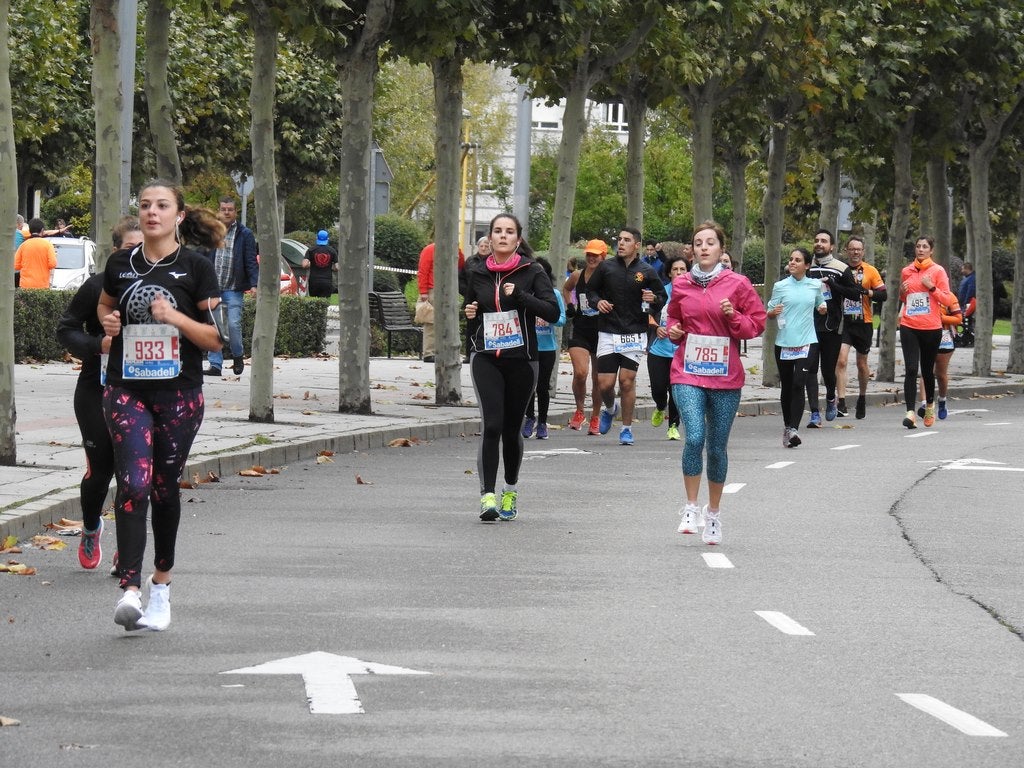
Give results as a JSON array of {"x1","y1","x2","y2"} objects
[{"x1": 49, "y1": 237, "x2": 97, "y2": 291}]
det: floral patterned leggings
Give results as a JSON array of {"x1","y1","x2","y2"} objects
[{"x1": 103, "y1": 385, "x2": 204, "y2": 589}]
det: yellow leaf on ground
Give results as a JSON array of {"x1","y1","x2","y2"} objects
[
  {"x1": 2, "y1": 535, "x2": 17, "y2": 550},
  {"x1": 31, "y1": 536, "x2": 66, "y2": 551},
  {"x1": 315, "y1": 455, "x2": 334, "y2": 464},
  {"x1": 0, "y1": 715, "x2": 21, "y2": 726}
]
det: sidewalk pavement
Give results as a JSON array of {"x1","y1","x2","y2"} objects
[{"x1": 2, "y1": 336, "x2": 1022, "y2": 541}]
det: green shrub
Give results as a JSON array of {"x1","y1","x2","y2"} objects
[
  {"x1": 240, "y1": 295, "x2": 328, "y2": 356},
  {"x1": 16, "y1": 289, "x2": 73, "y2": 361},
  {"x1": 374, "y1": 214, "x2": 428, "y2": 275}
]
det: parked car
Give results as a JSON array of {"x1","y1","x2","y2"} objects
[
  {"x1": 250, "y1": 253, "x2": 299, "y2": 296},
  {"x1": 49, "y1": 237, "x2": 97, "y2": 291}
]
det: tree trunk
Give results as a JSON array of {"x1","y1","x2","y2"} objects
[
  {"x1": 622, "y1": 87, "x2": 646, "y2": 231},
  {"x1": 759, "y1": 118, "x2": 788, "y2": 388},
  {"x1": 545, "y1": 82, "x2": 588, "y2": 280},
  {"x1": 687, "y1": 84, "x2": 716, "y2": 224},
  {"x1": 878, "y1": 116, "x2": 915, "y2": 383},
  {"x1": 1008, "y1": 165, "x2": 1024, "y2": 373},
  {"x1": 0, "y1": 0, "x2": 17, "y2": 465},
  {"x1": 336, "y1": 0, "x2": 393, "y2": 414},
  {"x1": 926, "y1": 156, "x2": 950, "y2": 272},
  {"x1": 817, "y1": 158, "x2": 840, "y2": 237},
  {"x1": 967, "y1": 147, "x2": 994, "y2": 376},
  {"x1": 144, "y1": 0, "x2": 182, "y2": 184},
  {"x1": 91, "y1": 0, "x2": 122, "y2": 266},
  {"x1": 726, "y1": 154, "x2": 748, "y2": 273},
  {"x1": 431, "y1": 55, "x2": 463, "y2": 405},
  {"x1": 246, "y1": 0, "x2": 282, "y2": 423}
]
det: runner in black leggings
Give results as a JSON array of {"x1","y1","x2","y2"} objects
[
  {"x1": 99, "y1": 180, "x2": 224, "y2": 632},
  {"x1": 56, "y1": 217, "x2": 143, "y2": 571},
  {"x1": 463, "y1": 213, "x2": 560, "y2": 522}
]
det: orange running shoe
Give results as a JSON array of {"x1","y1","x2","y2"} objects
[
  {"x1": 587, "y1": 416, "x2": 600, "y2": 435},
  {"x1": 568, "y1": 410, "x2": 585, "y2": 430}
]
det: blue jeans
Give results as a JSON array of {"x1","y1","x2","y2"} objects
[{"x1": 208, "y1": 289, "x2": 244, "y2": 368}]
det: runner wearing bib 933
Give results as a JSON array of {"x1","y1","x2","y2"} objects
[
  {"x1": 666, "y1": 221, "x2": 766, "y2": 545},
  {"x1": 584, "y1": 226, "x2": 667, "y2": 446}
]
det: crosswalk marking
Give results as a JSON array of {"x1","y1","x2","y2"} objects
[
  {"x1": 754, "y1": 611, "x2": 815, "y2": 636},
  {"x1": 896, "y1": 694, "x2": 1007, "y2": 737},
  {"x1": 702, "y1": 553, "x2": 734, "y2": 569}
]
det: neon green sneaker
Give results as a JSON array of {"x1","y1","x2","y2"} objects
[
  {"x1": 666, "y1": 425, "x2": 680, "y2": 440},
  {"x1": 479, "y1": 493, "x2": 499, "y2": 522},
  {"x1": 651, "y1": 408, "x2": 665, "y2": 427},
  {"x1": 498, "y1": 490, "x2": 518, "y2": 521}
]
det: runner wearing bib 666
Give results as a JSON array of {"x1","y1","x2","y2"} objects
[
  {"x1": 584, "y1": 226, "x2": 667, "y2": 446},
  {"x1": 665, "y1": 221, "x2": 766, "y2": 545}
]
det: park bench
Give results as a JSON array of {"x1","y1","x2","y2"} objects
[{"x1": 368, "y1": 290, "x2": 421, "y2": 358}]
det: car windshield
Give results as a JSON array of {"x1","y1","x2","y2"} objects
[{"x1": 53, "y1": 243, "x2": 86, "y2": 269}]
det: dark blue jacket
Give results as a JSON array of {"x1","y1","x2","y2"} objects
[{"x1": 207, "y1": 222, "x2": 259, "y2": 292}]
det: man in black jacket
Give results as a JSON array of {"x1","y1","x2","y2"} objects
[
  {"x1": 805, "y1": 228, "x2": 860, "y2": 425},
  {"x1": 586, "y1": 227, "x2": 667, "y2": 445}
]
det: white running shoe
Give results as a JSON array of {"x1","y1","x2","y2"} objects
[
  {"x1": 677, "y1": 503, "x2": 701, "y2": 534},
  {"x1": 702, "y1": 512, "x2": 722, "y2": 545},
  {"x1": 114, "y1": 589, "x2": 145, "y2": 631},
  {"x1": 139, "y1": 576, "x2": 171, "y2": 631}
]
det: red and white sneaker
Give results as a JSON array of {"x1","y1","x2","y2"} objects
[
  {"x1": 78, "y1": 519, "x2": 103, "y2": 570},
  {"x1": 568, "y1": 410, "x2": 585, "y2": 430}
]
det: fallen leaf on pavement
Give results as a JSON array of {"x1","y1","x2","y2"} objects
[
  {"x1": 388, "y1": 437, "x2": 422, "y2": 447},
  {"x1": 44, "y1": 518, "x2": 83, "y2": 533},
  {"x1": 318, "y1": 450, "x2": 335, "y2": 457},
  {"x1": 315, "y1": 455, "x2": 334, "y2": 464},
  {"x1": 239, "y1": 465, "x2": 270, "y2": 476},
  {"x1": 2, "y1": 535, "x2": 17, "y2": 550},
  {"x1": 30, "y1": 536, "x2": 66, "y2": 551},
  {"x1": 0, "y1": 716, "x2": 20, "y2": 726},
  {"x1": 355, "y1": 474, "x2": 373, "y2": 485},
  {"x1": 273, "y1": 392, "x2": 293, "y2": 399},
  {"x1": 412, "y1": 393, "x2": 431, "y2": 400},
  {"x1": 0, "y1": 562, "x2": 37, "y2": 575}
]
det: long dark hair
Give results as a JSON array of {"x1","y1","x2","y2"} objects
[{"x1": 489, "y1": 213, "x2": 534, "y2": 257}]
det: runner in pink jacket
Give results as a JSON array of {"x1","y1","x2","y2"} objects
[{"x1": 665, "y1": 221, "x2": 767, "y2": 545}]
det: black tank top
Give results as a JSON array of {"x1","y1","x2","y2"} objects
[{"x1": 573, "y1": 268, "x2": 600, "y2": 330}]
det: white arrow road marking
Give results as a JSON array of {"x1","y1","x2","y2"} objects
[
  {"x1": 937, "y1": 457, "x2": 1024, "y2": 472},
  {"x1": 896, "y1": 694, "x2": 1007, "y2": 737},
  {"x1": 722, "y1": 482, "x2": 745, "y2": 494},
  {"x1": 831, "y1": 444, "x2": 860, "y2": 451},
  {"x1": 755, "y1": 611, "x2": 815, "y2": 636},
  {"x1": 221, "y1": 652, "x2": 430, "y2": 715},
  {"x1": 702, "y1": 553, "x2": 734, "y2": 569},
  {"x1": 765, "y1": 461, "x2": 794, "y2": 469}
]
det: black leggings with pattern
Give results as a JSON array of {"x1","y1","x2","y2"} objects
[{"x1": 103, "y1": 385, "x2": 204, "y2": 589}]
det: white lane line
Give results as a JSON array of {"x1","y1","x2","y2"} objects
[
  {"x1": 831, "y1": 444, "x2": 860, "y2": 451},
  {"x1": 766, "y1": 461, "x2": 794, "y2": 469},
  {"x1": 906, "y1": 432, "x2": 939, "y2": 439},
  {"x1": 948, "y1": 408, "x2": 989, "y2": 414},
  {"x1": 754, "y1": 611, "x2": 815, "y2": 636},
  {"x1": 896, "y1": 694, "x2": 1008, "y2": 737},
  {"x1": 944, "y1": 465, "x2": 1024, "y2": 472},
  {"x1": 984, "y1": 422, "x2": 1011, "y2": 426},
  {"x1": 702, "y1": 553, "x2": 734, "y2": 569},
  {"x1": 723, "y1": 482, "x2": 745, "y2": 494}
]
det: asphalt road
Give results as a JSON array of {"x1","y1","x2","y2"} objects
[{"x1": 3, "y1": 394, "x2": 1023, "y2": 767}]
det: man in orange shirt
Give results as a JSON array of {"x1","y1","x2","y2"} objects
[
  {"x1": 416, "y1": 241, "x2": 464, "y2": 362},
  {"x1": 835, "y1": 236, "x2": 886, "y2": 419},
  {"x1": 14, "y1": 218, "x2": 57, "y2": 289}
]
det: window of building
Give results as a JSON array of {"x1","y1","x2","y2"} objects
[{"x1": 603, "y1": 102, "x2": 629, "y2": 132}]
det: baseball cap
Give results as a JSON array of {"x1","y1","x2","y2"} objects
[
  {"x1": 316, "y1": 230, "x2": 329, "y2": 245},
  {"x1": 584, "y1": 239, "x2": 608, "y2": 256}
]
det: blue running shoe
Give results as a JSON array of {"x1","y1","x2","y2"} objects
[
  {"x1": 521, "y1": 417, "x2": 535, "y2": 439},
  {"x1": 807, "y1": 410, "x2": 822, "y2": 429},
  {"x1": 498, "y1": 490, "x2": 518, "y2": 521},
  {"x1": 598, "y1": 401, "x2": 619, "y2": 434},
  {"x1": 619, "y1": 426, "x2": 634, "y2": 445},
  {"x1": 825, "y1": 399, "x2": 838, "y2": 421},
  {"x1": 938, "y1": 400, "x2": 948, "y2": 420}
]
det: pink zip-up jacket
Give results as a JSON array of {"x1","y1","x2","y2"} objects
[{"x1": 667, "y1": 269, "x2": 767, "y2": 389}]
